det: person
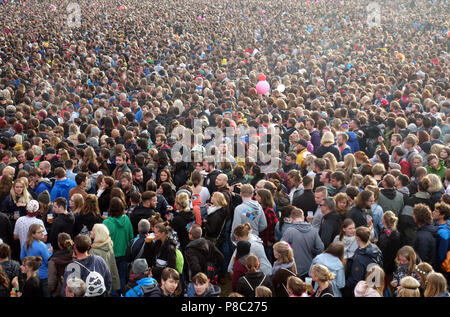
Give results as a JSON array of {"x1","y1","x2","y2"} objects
[
  {"x1": 156, "y1": 267, "x2": 182, "y2": 297},
  {"x1": 48, "y1": 197, "x2": 75, "y2": 251},
  {"x1": 318, "y1": 197, "x2": 342, "y2": 248},
  {"x1": 231, "y1": 184, "x2": 267, "y2": 242},
  {"x1": 47, "y1": 233, "x2": 74, "y2": 297},
  {"x1": 348, "y1": 190, "x2": 373, "y2": 228},
  {"x1": 0, "y1": 266, "x2": 10, "y2": 297},
  {"x1": 343, "y1": 226, "x2": 383, "y2": 297},
  {"x1": 354, "y1": 265, "x2": 385, "y2": 297},
  {"x1": 171, "y1": 192, "x2": 194, "y2": 253},
  {"x1": 231, "y1": 240, "x2": 251, "y2": 292},
  {"x1": 255, "y1": 189, "x2": 278, "y2": 264},
  {"x1": 391, "y1": 246, "x2": 420, "y2": 295},
  {"x1": 275, "y1": 206, "x2": 295, "y2": 241},
  {"x1": 334, "y1": 192, "x2": 350, "y2": 222},
  {"x1": 378, "y1": 175, "x2": 405, "y2": 216},
  {"x1": 412, "y1": 204, "x2": 437, "y2": 268},
  {"x1": 2, "y1": 178, "x2": 33, "y2": 218},
  {"x1": 311, "y1": 186, "x2": 328, "y2": 229},
  {"x1": 203, "y1": 157, "x2": 221, "y2": 195},
  {"x1": 311, "y1": 264, "x2": 336, "y2": 297},
  {"x1": 68, "y1": 173, "x2": 88, "y2": 200},
  {"x1": 255, "y1": 285, "x2": 273, "y2": 297},
  {"x1": 416, "y1": 262, "x2": 434, "y2": 296},
  {"x1": 189, "y1": 272, "x2": 221, "y2": 297},
  {"x1": 89, "y1": 224, "x2": 121, "y2": 295},
  {"x1": 281, "y1": 207, "x2": 324, "y2": 279},
  {"x1": 397, "y1": 276, "x2": 421, "y2": 297},
  {"x1": 228, "y1": 223, "x2": 272, "y2": 276},
  {"x1": 236, "y1": 254, "x2": 273, "y2": 298},
  {"x1": 426, "y1": 153, "x2": 447, "y2": 183},
  {"x1": 20, "y1": 223, "x2": 52, "y2": 297},
  {"x1": 142, "y1": 222, "x2": 177, "y2": 283},
  {"x1": 433, "y1": 202, "x2": 450, "y2": 273},
  {"x1": 292, "y1": 176, "x2": 317, "y2": 214},
  {"x1": 13, "y1": 200, "x2": 47, "y2": 253},
  {"x1": 65, "y1": 277, "x2": 87, "y2": 297},
  {"x1": 11, "y1": 256, "x2": 43, "y2": 297},
  {"x1": 185, "y1": 224, "x2": 224, "y2": 282},
  {"x1": 271, "y1": 241, "x2": 297, "y2": 297},
  {"x1": 287, "y1": 170, "x2": 303, "y2": 204},
  {"x1": 73, "y1": 194, "x2": 103, "y2": 237},
  {"x1": 69, "y1": 193, "x2": 84, "y2": 215},
  {"x1": 424, "y1": 272, "x2": 449, "y2": 297},
  {"x1": 125, "y1": 219, "x2": 150, "y2": 264},
  {"x1": 309, "y1": 242, "x2": 346, "y2": 297},
  {"x1": 50, "y1": 168, "x2": 76, "y2": 209},
  {"x1": 333, "y1": 219, "x2": 358, "y2": 260},
  {"x1": 204, "y1": 192, "x2": 228, "y2": 245},
  {"x1": 0, "y1": 243, "x2": 20, "y2": 291},
  {"x1": 103, "y1": 197, "x2": 134, "y2": 293},
  {"x1": 286, "y1": 276, "x2": 308, "y2": 297},
  {"x1": 315, "y1": 131, "x2": 340, "y2": 162},
  {"x1": 191, "y1": 170, "x2": 211, "y2": 219},
  {"x1": 62, "y1": 234, "x2": 112, "y2": 297},
  {"x1": 330, "y1": 171, "x2": 347, "y2": 197},
  {"x1": 428, "y1": 174, "x2": 445, "y2": 209},
  {"x1": 124, "y1": 258, "x2": 161, "y2": 297},
  {"x1": 97, "y1": 176, "x2": 114, "y2": 213},
  {"x1": 129, "y1": 191, "x2": 156, "y2": 237}
]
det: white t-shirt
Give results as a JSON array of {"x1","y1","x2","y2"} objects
[
  {"x1": 199, "y1": 187, "x2": 211, "y2": 208},
  {"x1": 13, "y1": 216, "x2": 47, "y2": 251}
]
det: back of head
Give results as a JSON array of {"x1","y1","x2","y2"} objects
[
  {"x1": 424, "y1": 272, "x2": 448, "y2": 297},
  {"x1": 398, "y1": 276, "x2": 420, "y2": 297},
  {"x1": 234, "y1": 223, "x2": 252, "y2": 239},
  {"x1": 355, "y1": 226, "x2": 371, "y2": 244},
  {"x1": 74, "y1": 234, "x2": 92, "y2": 254},
  {"x1": 240, "y1": 184, "x2": 254, "y2": 197},
  {"x1": 245, "y1": 254, "x2": 260, "y2": 273},
  {"x1": 311, "y1": 264, "x2": 335, "y2": 282}
]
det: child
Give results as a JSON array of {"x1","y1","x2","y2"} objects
[
  {"x1": 11, "y1": 256, "x2": 43, "y2": 297},
  {"x1": 287, "y1": 276, "x2": 309, "y2": 297},
  {"x1": 255, "y1": 286, "x2": 272, "y2": 297},
  {"x1": 391, "y1": 246, "x2": 419, "y2": 295}
]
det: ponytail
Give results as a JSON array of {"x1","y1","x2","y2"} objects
[{"x1": 234, "y1": 223, "x2": 252, "y2": 239}]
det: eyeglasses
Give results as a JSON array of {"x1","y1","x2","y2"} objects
[{"x1": 36, "y1": 231, "x2": 44, "y2": 234}]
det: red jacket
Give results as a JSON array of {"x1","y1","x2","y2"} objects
[{"x1": 232, "y1": 258, "x2": 248, "y2": 292}]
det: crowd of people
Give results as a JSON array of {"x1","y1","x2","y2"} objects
[{"x1": 0, "y1": 0, "x2": 449, "y2": 298}]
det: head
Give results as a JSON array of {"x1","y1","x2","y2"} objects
[
  {"x1": 65, "y1": 278, "x2": 87, "y2": 297},
  {"x1": 286, "y1": 276, "x2": 307, "y2": 297},
  {"x1": 334, "y1": 193, "x2": 349, "y2": 215},
  {"x1": 53, "y1": 197, "x2": 68, "y2": 214},
  {"x1": 215, "y1": 173, "x2": 228, "y2": 188},
  {"x1": 355, "y1": 190, "x2": 374, "y2": 209},
  {"x1": 311, "y1": 264, "x2": 335, "y2": 283},
  {"x1": 90, "y1": 223, "x2": 111, "y2": 245},
  {"x1": 395, "y1": 246, "x2": 417, "y2": 274},
  {"x1": 320, "y1": 197, "x2": 336, "y2": 215},
  {"x1": 382, "y1": 210, "x2": 398, "y2": 230},
  {"x1": 424, "y1": 273, "x2": 448, "y2": 297},
  {"x1": 233, "y1": 223, "x2": 252, "y2": 241},
  {"x1": 191, "y1": 273, "x2": 210, "y2": 296},
  {"x1": 175, "y1": 192, "x2": 190, "y2": 212},
  {"x1": 255, "y1": 189, "x2": 274, "y2": 210},
  {"x1": 273, "y1": 241, "x2": 295, "y2": 268},
  {"x1": 355, "y1": 226, "x2": 371, "y2": 247},
  {"x1": 70, "y1": 193, "x2": 84, "y2": 212},
  {"x1": 25, "y1": 224, "x2": 45, "y2": 251},
  {"x1": 413, "y1": 203, "x2": 432, "y2": 227},
  {"x1": 21, "y1": 256, "x2": 43, "y2": 275},
  {"x1": 161, "y1": 268, "x2": 181, "y2": 296},
  {"x1": 240, "y1": 184, "x2": 254, "y2": 199},
  {"x1": 108, "y1": 197, "x2": 125, "y2": 218},
  {"x1": 398, "y1": 276, "x2": 420, "y2": 297},
  {"x1": 290, "y1": 207, "x2": 304, "y2": 223}
]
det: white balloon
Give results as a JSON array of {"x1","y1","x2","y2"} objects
[{"x1": 277, "y1": 84, "x2": 286, "y2": 93}]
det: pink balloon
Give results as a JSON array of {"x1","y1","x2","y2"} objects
[
  {"x1": 119, "y1": 5, "x2": 124, "y2": 11},
  {"x1": 256, "y1": 81, "x2": 270, "y2": 95},
  {"x1": 197, "y1": 15, "x2": 202, "y2": 21},
  {"x1": 261, "y1": 10, "x2": 265, "y2": 14}
]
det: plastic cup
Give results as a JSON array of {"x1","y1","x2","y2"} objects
[
  {"x1": 305, "y1": 277, "x2": 313, "y2": 292},
  {"x1": 145, "y1": 233, "x2": 155, "y2": 243},
  {"x1": 102, "y1": 212, "x2": 108, "y2": 219},
  {"x1": 47, "y1": 214, "x2": 54, "y2": 224},
  {"x1": 307, "y1": 211, "x2": 314, "y2": 219}
]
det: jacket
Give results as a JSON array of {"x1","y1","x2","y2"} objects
[
  {"x1": 49, "y1": 213, "x2": 75, "y2": 250},
  {"x1": 315, "y1": 144, "x2": 341, "y2": 162},
  {"x1": 333, "y1": 235, "x2": 358, "y2": 259},
  {"x1": 1, "y1": 194, "x2": 28, "y2": 217},
  {"x1": 97, "y1": 188, "x2": 111, "y2": 213},
  {"x1": 48, "y1": 248, "x2": 73, "y2": 297},
  {"x1": 348, "y1": 206, "x2": 368, "y2": 228},
  {"x1": 124, "y1": 276, "x2": 161, "y2": 297},
  {"x1": 0, "y1": 212, "x2": 13, "y2": 246},
  {"x1": 378, "y1": 189, "x2": 404, "y2": 216},
  {"x1": 129, "y1": 205, "x2": 155, "y2": 237},
  {"x1": 310, "y1": 253, "x2": 345, "y2": 297},
  {"x1": 185, "y1": 238, "x2": 224, "y2": 279},
  {"x1": 259, "y1": 207, "x2": 278, "y2": 247},
  {"x1": 232, "y1": 257, "x2": 248, "y2": 292},
  {"x1": 236, "y1": 271, "x2": 273, "y2": 297},
  {"x1": 228, "y1": 234, "x2": 272, "y2": 276},
  {"x1": 292, "y1": 189, "x2": 317, "y2": 215},
  {"x1": 319, "y1": 211, "x2": 342, "y2": 248},
  {"x1": 112, "y1": 164, "x2": 131, "y2": 181},
  {"x1": 193, "y1": 283, "x2": 221, "y2": 297},
  {"x1": 142, "y1": 239, "x2": 177, "y2": 282},
  {"x1": 281, "y1": 222, "x2": 324, "y2": 276},
  {"x1": 204, "y1": 169, "x2": 221, "y2": 195},
  {"x1": 413, "y1": 225, "x2": 438, "y2": 267},
  {"x1": 346, "y1": 131, "x2": 360, "y2": 153},
  {"x1": 89, "y1": 240, "x2": 121, "y2": 291},
  {"x1": 377, "y1": 229, "x2": 402, "y2": 275},
  {"x1": 231, "y1": 199, "x2": 267, "y2": 241},
  {"x1": 436, "y1": 220, "x2": 450, "y2": 267},
  {"x1": 171, "y1": 210, "x2": 194, "y2": 252},
  {"x1": 271, "y1": 264, "x2": 298, "y2": 297},
  {"x1": 0, "y1": 260, "x2": 20, "y2": 289},
  {"x1": 426, "y1": 159, "x2": 446, "y2": 182},
  {"x1": 398, "y1": 191, "x2": 431, "y2": 246},
  {"x1": 73, "y1": 212, "x2": 103, "y2": 237},
  {"x1": 204, "y1": 206, "x2": 227, "y2": 244},
  {"x1": 345, "y1": 244, "x2": 383, "y2": 293},
  {"x1": 103, "y1": 215, "x2": 134, "y2": 258},
  {"x1": 50, "y1": 178, "x2": 77, "y2": 209},
  {"x1": 125, "y1": 234, "x2": 146, "y2": 263},
  {"x1": 34, "y1": 179, "x2": 52, "y2": 196}
]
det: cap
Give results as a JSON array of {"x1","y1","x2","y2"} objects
[{"x1": 132, "y1": 258, "x2": 149, "y2": 275}]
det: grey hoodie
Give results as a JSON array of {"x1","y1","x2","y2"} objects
[
  {"x1": 281, "y1": 222, "x2": 324, "y2": 276},
  {"x1": 231, "y1": 199, "x2": 267, "y2": 242},
  {"x1": 228, "y1": 234, "x2": 272, "y2": 276}
]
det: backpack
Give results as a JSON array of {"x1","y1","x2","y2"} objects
[
  {"x1": 175, "y1": 248, "x2": 184, "y2": 274},
  {"x1": 280, "y1": 268, "x2": 299, "y2": 296},
  {"x1": 74, "y1": 260, "x2": 106, "y2": 297},
  {"x1": 231, "y1": 192, "x2": 243, "y2": 212},
  {"x1": 242, "y1": 274, "x2": 268, "y2": 294},
  {"x1": 126, "y1": 281, "x2": 159, "y2": 297},
  {"x1": 79, "y1": 225, "x2": 91, "y2": 237}
]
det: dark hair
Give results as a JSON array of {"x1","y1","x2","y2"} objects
[
  {"x1": 58, "y1": 232, "x2": 74, "y2": 250},
  {"x1": 54, "y1": 197, "x2": 67, "y2": 210},
  {"x1": 74, "y1": 235, "x2": 91, "y2": 253},
  {"x1": 108, "y1": 197, "x2": 125, "y2": 218},
  {"x1": 339, "y1": 218, "x2": 355, "y2": 240},
  {"x1": 356, "y1": 226, "x2": 371, "y2": 243},
  {"x1": 278, "y1": 206, "x2": 294, "y2": 232},
  {"x1": 0, "y1": 243, "x2": 11, "y2": 259},
  {"x1": 413, "y1": 203, "x2": 432, "y2": 226},
  {"x1": 331, "y1": 171, "x2": 345, "y2": 186},
  {"x1": 75, "y1": 173, "x2": 87, "y2": 186},
  {"x1": 325, "y1": 242, "x2": 345, "y2": 265}
]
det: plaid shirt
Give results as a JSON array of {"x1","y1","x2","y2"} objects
[{"x1": 260, "y1": 207, "x2": 279, "y2": 247}]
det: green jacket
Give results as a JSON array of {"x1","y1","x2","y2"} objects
[
  {"x1": 89, "y1": 240, "x2": 121, "y2": 291},
  {"x1": 103, "y1": 215, "x2": 134, "y2": 258},
  {"x1": 426, "y1": 159, "x2": 446, "y2": 182}
]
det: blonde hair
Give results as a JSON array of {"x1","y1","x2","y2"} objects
[
  {"x1": 91, "y1": 223, "x2": 112, "y2": 248},
  {"x1": 311, "y1": 264, "x2": 335, "y2": 282},
  {"x1": 398, "y1": 276, "x2": 420, "y2": 297},
  {"x1": 424, "y1": 273, "x2": 447, "y2": 297},
  {"x1": 382, "y1": 211, "x2": 398, "y2": 230},
  {"x1": 212, "y1": 192, "x2": 228, "y2": 208},
  {"x1": 273, "y1": 241, "x2": 296, "y2": 273},
  {"x1": 175, "y1": 192, "x2": 190, "y2": 212},
  {"x1": 323, "y1": 152, "x2": 337, "y2": 172},
  {"x1": 426, "y1": 174, "x2": 444, "y2": 193},
  {"x1": 10, "y1": 178, "x2": 32, "y2": 205},
  {"x1": 287, "y1": 276, "x2": 307, "y2": 296},
  {"x1": 372, "y1": 163, "x2": 386, "y2": 176},
  {"x1": 321, "y1": 131, "x2": 335, "y2": 146},
  {"x1": 365, "y1": 265, "x2": 385, "y2": 296},
  {"x1": 71, "y1": 193, "x2": 84, "y2": 214},
  {"x1": 395, "y1": 246, "x2": 417, "y2": 275},
  {"x1": 255, "y1": 286, "x2": 272, "y2": 297}
]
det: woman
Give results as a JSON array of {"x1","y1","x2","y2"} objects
[
  {"x1": 397, "y1": 276, "x2": 421, "y2": 297},
  {"x1": 189, "y1": 272, "x2": 221, "y2": 297},
  {"x1": 334, "y1": 193, "x2": 350, "y2": 222},
  {"x1": 343, "y1": 226, "x2": 383, "y2": 297},
  {"x1": 37, "y1": 190, "x2": 53, "y2": 234},
  {"x1": 333, "y1": 219, "x2": 358, "y2": 260},
  {"x1": 142, "y1": 222, "x2": 177, "y2": 283},
  {"x1": 255, "y1": 189, "x2": 278, "y2": 264},
  {"x1": 323, "y1": 152, "x2": 338, "y2": 173},
  {"x1": 228, "y1": 223, "x2": 272, "y2": 276},
  {"x1": 424, "y1": 272, "x2": 449, "y2": 297},
  {"x1": 271, "y1": 241, "x2": 297, "y2": 297},
  {"x1": 315, "y1": 131, "x2": 340, "y2": 161},
  {"x1": 69, "y1": 193, "x2": 84, "y2": 215},
  {"x1": 171, "y1": 192, "x2": 194, "y2": 253},
  {"x1": 348, "y1": 190, "x2": 373, "y2": 228},
  {"x1": 47, "y1": 233, "x2": 73, "y2": 297},
  {"x1": 89, "y1": 223, "x2": 121, "y2": 294},
  {"x1": 311, "y1": 264, "x2": 336, "y2": 297},
  {"x1": 2, "y1": 178, "x2": 33, "y2": 218},
  {"x1": 354, "y1": 151, "x2": 370, "y2": 168},
  {"x1": 365, "y1": 185, "x2": 384, "y2": 239},
  {"x1": 20, "y1": 224, "x2": 52, "y2": 297},
  {"x1": 73, "y1": 194, "x2": 103, "y2": 236},
  {"x1": 157, "y1": 168, "x2": 176, "y2": 191},
  {"x1": 343, "y1": 154, "x2": 358, "y2": 184},
  {"x1": 354, "y1": 265, "x2": 385, "y2": 297},
  {"x1": 191, "y1": 171, "x2": 210, "y2": 218},
  {"x1": 236, "y1": 255, "x2": 273, "y2": 297},
  {"x1": 156, "y1": 267, "x2": 182, "y2": 297},
  {"x1": 158, "y1": 182, "x2": 176, "y2": 208},
  {"x1": 0, "y1": 266, "x2": 9, "y2": 297},
  {"x1": 110, "y1": 187, "x2": 127, "y2": 208},
  {"x1": 275, "y1": 206, "x2": 295, "y2": 242},
  {"x1": 97, "y1": 176, "x2": 114, "y2": 213},
  {"x1": 231, "y1": 240, "x2": 251, "y2": 292},
  {"x1": 11, "y1": 256, "x2": 43, "y2": 297},
  {"x1": 204, "y1": 192, "x2": 228, "y2": 245},
  {"x1": 0, "y1": 243, "x2": 20, "y2": 292},
  {"x1": 309, "y1": 242, "x2": 346, "y2": 297},
  {"x1": 416, "y1": 262, "x2": 434, "y2": 296},
  {"x1": 103, "y1": 197, "x2": 134, "y2": 292},
  {"x1": 0, "y1": 174, "x2": 13, "y2": 205},
  {"x1": 427, "y1": 174, "x2": 445, "y2": 209},
  {"x1": 377, "y1": 210, "x2": 402, "y2": 294}
]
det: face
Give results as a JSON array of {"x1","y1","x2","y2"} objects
[
  {"x1": 2, "y1": 155, "x2": 10, "y2": 164},
  {"x1": 255, "y1": 193, "x2": 261, "y2": 203},
  {"x1": 116, "y1": 156, "x2": 124, "y2": 166},
  {"x1": 429, "y1": 158, "x2": 439, "y2": 169},
  {"x1": 440, "y1": 149, "x2": 448, "y2": 159},
  {"x1": 14, "y1": 182, "x2": 24, "y2": 195},
  {"x1": 20, "y1": 262, "x2": 31, "y2": 275},
  {"x1": 285, "y1": 156, "x2": 294, "y2": 166},
  {"x1": 134, "y1": 171, "x2": 143, "y2": 183},
  {"x1": 150, "y1": 196, "x2": 157, "y2": 209},
  {"x1": 398, "y1": 255, "x2": 409, "y2": 265},
  {"x1": 337, "y1": 199, "x2": 347, "y2": 211},
  {"x1": 366, "y1": 194, "x2": 375, "y2": 207},
  {"x1": 120, "y1": 178, "x2": 131, "y2": 190},
  {"x1": 330, "y1": 178, "x2": 340, "y2": 188},
  {"x1": 194, "y1": 282, "x2": 208, "y2": 296},
  {"x1": 413, "y1": 158, "x2": 422, "y2": 169},
  {"x1": 433, "y1": 208, "x2": 441, "y2": 221},
  {"x1": 314, "y1": 192, "x2": 324, "y2": 205},
  {"x1": 69, "y1": 198, "x2": 75, "y2": 209},
  {"x1": 33, "y1": 227, "x2": 45, "y2": 241},
  {"x1": 202, "y1": 161, "x2": 210, "y2": 172},
  {"x1": 160, "y1": 172, "x2": 168, "y2": 182},
  {"x1": 161, "y1": 277, "x2": 178, "y2": 295},
  {"x1": 215, "y1": 176, "x2": 226, "y2": 187},
  {"x1": 343, "y1": 224, "x2": 356, "y2": 237},
  {"x1": 154, "y1": 227, "x2": 165, "y2": 241}
]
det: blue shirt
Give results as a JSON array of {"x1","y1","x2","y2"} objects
[{"x1": 20, "y1": 240, "x2": 52, "y2": 279}]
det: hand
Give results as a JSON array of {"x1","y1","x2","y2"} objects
[
  {"x1": 391, "y1": 281, "x2": 398, "y2": 288},
  {"x1": 165, "y1": 213, "x2": 173, "y2": 221},
  {"x1": 11, "y1": 276, "x2": 18, "y2": 289},
  {"x1": 17, "y1": 203, "x2": 26, "y2": 207}
]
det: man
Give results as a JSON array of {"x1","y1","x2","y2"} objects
[
  {"x1": 305, "y1": 119, "x2": 320, "y2": 150},
  {"x1": 185, "y1": 224, "x2": 224, "y2": 280},
  {"x1": 312, "y1": 186, "x2": 328, "y2": 229},
  {"x1": 283, "y1": 152, "x2": 300, "y2": 173},
  {"x1": 39, "y1": 160, "x2": 54, "y2": 179},
  {"x1": 64, "y1": 160, "x2": 77, "y2": 183},
  {"x1": 155, "y1": 134, "x2": 171, "y2": 156},
  {"x1": 330, "y1": 171, "x2": 347, "y2": 197},
  {"x1": 132, "y1": 168, "x2": 145, "y2": 193},
  {"x1": 292, "y1": 176, "x2": 317, "y2": 215},
  {"x1": 69, "y1": 173, "x2": 88, "y2": 200},
  {"x1": 45, "y1": 147, "x2": 64, "y2": 171},
  {"x1": 129, "y1": 191, "x2": 156, "y2": 236},
  {"x1": 119, "y1": 172, "x2": 139, "y2": 207},
  {"x1": 215, "y1": 173, "x2": 232, "y2": 215},
  {"x1": 378, "y1": 174, "x2": 405, "y2": 216},
  {"x1": 112, "y1": 153, "x2": 131, "y2": 180},
  {"x1": 29, "y1": 168, "x2": 52, "y2": 196},
  {"x1": 426, "y1": 153, "x2": 447, "y2": 182},
  {"x1": 318, "y1": 198, "x2": 342, "y2": 248},
  {"x1": 231, "y1": 184, "x2": 267, "y2": 241},
  {"x1": 295, "y1": 139, "x2": 310, "y2": 169},
  {"x1": 203, "y1": 156, "x2": 221, "y2": 195},
  {"x1": 430, "y1": 127, "x2": 443, "y2": 146},
  {"x1": 50, "y1": 167, "x2": 76, "y2": 209},
  {"x1": 412, "y1": 204, "x2": 437, "y2": 268},
  {"x1": 433, "y1": 202, "x2": 450, "y2": 272},
  {"x1": 281, "y1": 207, "x2": 324, "y2": 280},
  {"x1": 313, "y1": 158, "x2": 326, "y2": 190},
  {"x1": 287, "y1": 170, "x2": 304, "y2": 204},
  {"x1": 65, "y1": 278, "x2": 87, "y2": 298},
  {"x1": 390, "y1": 134, "x2": 403, "y2": 153},
  {"x1": 124, "y1": 259, "x2": 161, "y2": 297},
  {"x1": 336, "y1": 133, "x2": 352, "y2": 160},
  {"x1": 62, "y1": 235, "x2": 112, "y2": 297},
  {"x1": 403, "y1": 136, "x2": 419, "y2": 165},
  {"x1": 49, "y1": 197, "x2": 75, "y2": 251}
]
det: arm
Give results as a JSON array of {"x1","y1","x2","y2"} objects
[
  {"x1": 258, "y1": 210, "x2": 268, "y2": 234},
  {"x1": 319, "y1": 222, "x2": 334, "y2": 249},
  {"x1": 313, "y1": 232, "x2": 325, "y2": 257},
  {"x1": 47, "y1": 260, "x2": 58, "y2": 294},
  {"x1": 185, "y1": 247, "x2": 203, "y2": 277}
]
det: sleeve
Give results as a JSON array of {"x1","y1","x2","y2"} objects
[
  {"x1": 50, "y1": 186, "x2": 58, "y2": 202},
  {"x1": 47, "y1": 259, "x2": 57, "y2": 294},
  {"x1": 13, "y1": 218, "x2": 20, "y2": 236},
  {"x1": 167, "y1": 245, "x2": 177, "y2": 270},
  {"x1": 185, "y1": 247, "x2": 202, "y2": 277},
  {"x1": 437, "y1": 233, "x2": 449, "y2": 265},
  {"x1": 320, "y1": 222, "x2": 334, "y2": 249},
  {"x1": 313, "y1": 231, "x2": 325, "y2": 257},
  {"x1": 192, "y1": 196, "x2": 202, "y2": 226},
  {"x1": 258, "y1": 210, "x2": 268, "y2": 234}
]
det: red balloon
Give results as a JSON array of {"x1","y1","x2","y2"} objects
[{"x1": 258, "y1": 74, "x2": 266, "y2": 81}]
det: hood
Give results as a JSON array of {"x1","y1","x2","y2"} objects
[
  {"x1": 132, "y1": 206, "x2": 155, "y2": 217},
  {"x1": 92, "y1": 239, "x2": 113, "y2": 251},
  {"x1": 108, "y1": 214, "x2": 130, "y2": 228},
  {"x1": 292, "y1": 221, "x2": 314, "y2": 233},
  {"x1": 359, "y1": 244, "x2": 383, "y2": 263},
  {"x1": 243, "y1": 200, "x2": 263, "y2": 214},
  {"x1": 197, "y1": 284, "x2": 221, "y2": 297},
  {"x1": 248, "y1": 233, "x2": 264, "y2": 245},
  {"x1": 136, "y1": 277, "x2": 157, "y2": 287},
  {"x1": 316, "y1": 253, "x2": 344, "y2": 271},
  {"x1": 207, "y1": 206, "x2": 223, "y2": 216},
  {"x1": 346, "y1": 131, "x2": 358, "y2": 141},
  {"x1": 50, "y1": 249, "x2": 74, "y2": 265},
  {"x1": 177, "y1": 210, "x2": 194, "y2": 222},
  {"x1": 398, "y1": 187, "x2": 410, "y2": 196},
  {"x1": 55, "y1": 178, "x2": 76, "y2": 190},
  {"x1": 380, "y1": 188, "x2": 398, "y2": 200},
  {"x1": 186, "y1": 238, "x2": 209, "y2": 253}
]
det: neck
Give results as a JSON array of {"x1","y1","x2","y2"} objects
[
  {"x1": 318, "y1": 281, "x2": 329, "y2": 291},
  {"x1": 27, "y1": 271, "x2": 37, "y2": 280},
  {"x1": 76, "y1": 253, "x2": 89, "y2": 260},
  {"x1": 438, "y1": 219, "x2": 447, "y2": 225}
]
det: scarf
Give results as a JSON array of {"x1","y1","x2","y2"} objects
[
  {"x1": 272, "y1": 261, "x2": 295, "y2": 276},
  {"x1": 207, "y1": 206, "x2": 221, "y2": 216}
]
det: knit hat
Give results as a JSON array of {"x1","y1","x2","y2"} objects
[
  {"x1": 26, "y1": 200, "x2": 40, "y2": 217},
  {"x1": 38, "y1": 190, "x2": 51, "y2": 205},
  {"x1": 132, "y1": 258, "x2": 149, "y2": 275}
]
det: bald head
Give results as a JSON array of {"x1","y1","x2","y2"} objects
[
  {"x1": 39, "y1": 161, "x2": 51, "y2": 176},
  {"x1": 215, "y1": 173, "x2": 228, "y2": 188}
]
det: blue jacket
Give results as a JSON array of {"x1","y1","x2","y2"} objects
[
  {"x1": 34, "y1": 179, "x2": 52, "y2": 196},
  {"x1": 20, "y1": 240, "x2": 52, "y2": 280},
  {"x1": 345, "y1": 243, "x2": 383, "y2": 291},
  {"x1": 310, "y1": 253, "x2": 345, "y2": 297},
  {"x1": 436, "y1": 221, "x2": 449, "y2": 267},
  {"x1": 346, "y1": 131, "x2": 360, "y2": 153},
  {"x1": 124, "y1": 277, "x2": 161, "y2": 297},
  {"x1": 50, "y1": 178, "x2": 76, "y2": 208}
]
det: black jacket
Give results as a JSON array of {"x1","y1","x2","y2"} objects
[
  {"x1": 129, "y1": 206, "x2": 155, "y2": 237},
  {"x1": 204, "y1": 207, "x2": 228, "y2": 244},
  {"x1": 73, "y1": 212, "x2": 103, "y2": 237},
  {"x1": 143, "y1": 239, "x2": 177, "y2": 283},
  {"x1": 377, "y1": 229, "x2": 402, "y2": 275},
  {"x1": 98, "y1": 188, "x2": 111, "y2": 213},
  {"x1": 0, "y1": 212, "x2": 13, "y2": 247},
  {"x1": 171, "y1": 210, "x2": 194, "y2": 252},
  {"x1": 315, "y1": 145, "x2": 341, "y2": 161},
  {"x1": 185, "y1": 238, "x2": 224, "y2": 279},
  {"x1": 292, "y1": 189, "x2": 317, "y2": 215},
  {"x1": 49, "y1": 213, "x2": 75, "y2": 250},
  {"x1": 347, "y1": 206, "x2": 368, "y2": 228},
  {"x1": 319, "y1": 211, "x2": 342, "y2": 248},
  {"x1": 204, "y1": 169, "x2": 221, "y2": 195},
  {"x1": 398, "y1": 192, "x2": 430, "y2": 246},
  {"x1": 413, "y1": 225, "x2": 438, "y2": 267},
  {"x1": 236, "y1": 272, "x2": 273, "y2": 297}
]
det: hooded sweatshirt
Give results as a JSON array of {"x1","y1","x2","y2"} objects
[
  {"x1": 90, "y1": 240, "x2": 121, "y2": 291},
  {"x1": 228, "y1": 234, "x2": 272, "y2": 276},
  {"x1": 103, "y1": 215, "x2": 134, "y2": 257},
  {"x1": 49, "y1": 213, "x2": 75, "y2": 250},
  {"x1": 50, "y1": 178, "x2": 77, "y2": 209},
  {"x1": 281, "y1": 222, "x2": 324, "y2": 276},
  {"x1": 310, "y1": 253, "x2": 345, "y2": 297},
  {"x1": 378, "y1": 188, "x2": 404, "y2": 216},
  {"x1": 354, "y1": 281, "x2": 381, "y2": 297},
  {"x1": 35, "y1": 178, "x2": 53, "y2": 196},
  {"x1": 232, "y1": 199, "x2": 267, "y2": 242},
  {"x1": 346, "y1": 131, "x2": 360, "y2": 153},
  {"x1": 124, "y1": 276, "x2": 161, "y2": 297},
  {"x1": 436, "y1": 220, "x2": 450, "y2": 266},
  {"x1": 333, "y1": 235, "x2": 358, "y2": 259}
]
